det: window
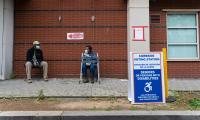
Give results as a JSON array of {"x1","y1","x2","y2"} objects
[{"x1": 167, "y1": 13, "x2": 199, "y2": 60}]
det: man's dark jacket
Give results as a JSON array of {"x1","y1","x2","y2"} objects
[{"x1": 26, "y1": 47, "x2": 43, "y2": 64}]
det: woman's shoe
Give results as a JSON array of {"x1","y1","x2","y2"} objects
[{"x1": 83, "y1": 76, "x2": 89, "y2": 83}]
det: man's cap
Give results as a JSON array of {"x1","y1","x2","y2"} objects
[{"x1": 33, "y1": 41, "x2": 40, "y2": 45}]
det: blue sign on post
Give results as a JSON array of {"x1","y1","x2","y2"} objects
[{"x1": 131, "y1": 53, "x2": 165, "y2": 104}]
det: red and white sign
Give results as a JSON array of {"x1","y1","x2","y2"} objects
[
  {"x1": 67, "y1": 32, "x2": 84, "y2": 40},
  {"x1": 132, "y1": 26, "x2": 148, "y2": 41}
]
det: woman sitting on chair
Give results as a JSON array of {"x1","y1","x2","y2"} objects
[{"x1": 82, "y1": 45, "x2": 98, "y2": 83}]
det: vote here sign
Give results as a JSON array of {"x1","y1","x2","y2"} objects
[{"x1": 131, "y1": 53, "x2": 165, "y2": 104}]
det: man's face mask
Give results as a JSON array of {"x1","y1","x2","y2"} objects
[{"x1": 35, "y1": 45, "x2": 40, "y2": 50}]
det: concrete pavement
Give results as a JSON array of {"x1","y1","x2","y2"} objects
[{"x1": 0, "y1": 78, "x2": 199, "y2": 98}]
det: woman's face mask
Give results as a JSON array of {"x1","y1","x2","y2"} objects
[{"x1": 84, "y1": 49, "x2": 88, "y2": 54}]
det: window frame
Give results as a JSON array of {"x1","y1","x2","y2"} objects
[{"x1": 166, "y1": 12, "x2": 199, "y2": 61}]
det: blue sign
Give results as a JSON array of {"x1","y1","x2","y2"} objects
[{"x1": 132, "y1": 53, "x2": 165, "y2": 104}]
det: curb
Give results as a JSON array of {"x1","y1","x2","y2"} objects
[{"x1": 0, "y1": 111, "x2": 199, "y2": 116}]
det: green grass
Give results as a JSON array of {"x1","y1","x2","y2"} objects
[
  {"x1": 188, "y1": 98, "x2": 200, "y2": 109},
  {"x1": 129, "y1": 106, "x2": 137, "y2": 111},
  {"x1": 36, "y1": 89, "x2": 45, "y2": 101},
  {"x1": 105, "y1": 107, "x2": 113, "y2": 111},
  {"x1": 9, "y1": 73, "x2": 16, "y2": 79}
]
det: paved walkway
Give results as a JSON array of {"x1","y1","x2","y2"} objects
[{"x1": 0, "y1": 78, "x2": 199, "y2": 98}]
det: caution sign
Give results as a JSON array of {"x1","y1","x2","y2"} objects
[{"x1": 130, "y1": 53, "x2": 165, "y2": 104}]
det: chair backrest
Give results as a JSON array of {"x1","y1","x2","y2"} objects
[{"x1": 81, "y1": 52, "x2": 99, "y2": 63}]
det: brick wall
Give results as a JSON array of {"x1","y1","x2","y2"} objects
[
  {"x1": 150, "y1": 0, "x2": 200, "y2": 78},
  {"x1": 14, "y1": 0, "x2": 128, "y2": 78},
  {"x1": 15, "y1": 0, "x2": 200, "y2": 79}
]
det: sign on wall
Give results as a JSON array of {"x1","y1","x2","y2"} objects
[
  {"x1": 132, "y1": 26, "x2": 148, "y2": 41},
  {"x1": 130, "y1": 52, "x2": 165, "y2": 104},
  {"x1": 67, "y1": 32, "x2": 84, "y2": 40}
]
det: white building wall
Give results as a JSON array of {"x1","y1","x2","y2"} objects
[
  {"x1": 0, "y1": 0, "x2": 4, "y2": 80},
  {"x1": 127, "y1": 0, "x2": 150, "y2": 100},
  {"x1": 0, "y1": 0, "x2": 14, "y2": 80}
]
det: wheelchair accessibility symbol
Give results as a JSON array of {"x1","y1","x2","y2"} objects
[{"x1": 144, "y1": 82, "x2": 152, "y2": 92}]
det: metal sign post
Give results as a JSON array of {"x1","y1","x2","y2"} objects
[{"x1": 130, "y1": 52, "x2": 165, "y2": 104}]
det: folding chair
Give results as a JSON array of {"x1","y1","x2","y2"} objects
[{"x1": 79, "y1": 52, "x2": 101, "y2": 84}]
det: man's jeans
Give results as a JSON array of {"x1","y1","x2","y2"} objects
[
  {"x1": 25, "y1": 61, "x2": 48, "y2": 80},
  {"x1": 82, "y1": 63, "x2": 97, "y2": 81}
]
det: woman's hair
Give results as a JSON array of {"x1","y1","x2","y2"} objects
[{"x1": 86, "y1": 45, "x2": 92, "y2": 52}]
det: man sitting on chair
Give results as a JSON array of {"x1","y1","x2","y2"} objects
[
  {"x1": 25, "y1": 41, "x2": 48, "y2": 83},
  {"x1": 82, "y1": 45, "x2": 98, "y2": 83}
]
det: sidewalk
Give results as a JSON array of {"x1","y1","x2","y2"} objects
[{"x1": 0, "y1": 78, "x2": 199, "y2": 98}]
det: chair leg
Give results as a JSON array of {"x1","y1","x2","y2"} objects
[
  {"x1": 80, "y1": 61, "x2": 83, "y2": 84},
  {"x1": 96, "y1": 53, "x2": 100, "y2": 84}
]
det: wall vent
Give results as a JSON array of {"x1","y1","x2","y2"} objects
[{"x1": 150, "y1": 15, "x2": 160, "y2": 24}]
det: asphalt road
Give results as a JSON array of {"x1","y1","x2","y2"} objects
[{"x1": 0, "y1": 116, "x2": 199, "y2": 120}]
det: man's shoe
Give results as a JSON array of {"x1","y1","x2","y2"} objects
[
  {"x1": 83, "y1": 80, "x2": 89, "y2": 83},
  {"x1": 44, "y1": 78, "x2": 48, "y2": 81},
  {"x1": 27, "y1": 79, "x2": 32, "y2": 83}
]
